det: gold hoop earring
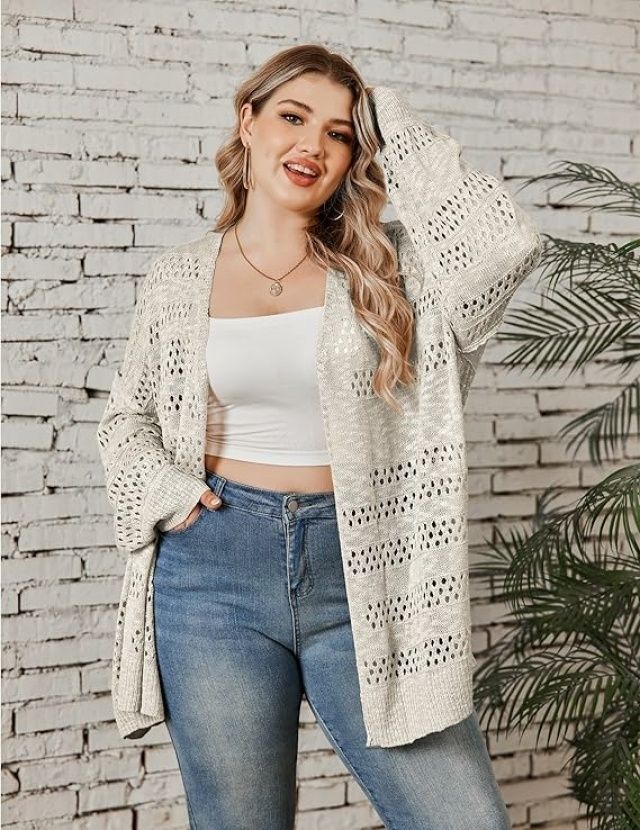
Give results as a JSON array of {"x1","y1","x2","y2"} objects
[{"x1": 326, "y1": 188, "x2": 344, "y2": 221}]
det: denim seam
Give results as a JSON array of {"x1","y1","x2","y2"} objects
[
  {"x1": 215, "y1": 503, "x2": 336, "y2": 524},
  {"x1": 219, "y1": 503, "x2": 284, "y2": 520},
  {"x1": 304, "y1": 696, "x2": 393, "y2": 830},
  {"x1": 284, "y1": 516, "x2": 300, "y2": 656},
  {"x1": 295, "y1": 521, "x2": 314, "y2": 599}
]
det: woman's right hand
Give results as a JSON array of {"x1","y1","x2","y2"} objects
[{"x1": 166, "y1": 490, "x2": 222, "y2": 533}]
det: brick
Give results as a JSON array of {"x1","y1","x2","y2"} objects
[
  {"x1": 2, "y1": 254, "x2": 81, "y2": 280},
  {"x1": 549, "y1": 19, "x2": 635, "y2": 46},
  {"x1": 2, "y1": 58, "x2": 73, "y2": 87},
  {"x1": 592, "y1": 0, "x2": 640, "y2": 19},
  {"x1": 13, "y1": 221, "x2": 133, "y2": 249},
  {"x1": 297, "y1": 778, "x2": 346, "y2": 811},
  {"x1": 1, "y1": 728, "x2": 83, "y2": 764},
  {"x1": 1, "y1": 789, "x2": 76, "y2": 822},
  {"x1": 137, "y1": 162, "x2": 216, "y2": 190},
  {"x1": 75, "y1": 63, "x2": 187, "y2": 94},
  {"x1": 19, "y1": 751, "x2": 138, "y2": 790},
  {"x1": 17, "y1": 23, "x2": 127, "y2": 58},
  {"x1": 496, "y1": 415, "x2": 572, "y2": 440},
  {"x1": 132, "y1": 32, "x2": 245, "y2": 64},
  {"x1": 469, "y1": 492, "x2": 536, "y2": 519},
  {"x1": 14, "y1": 159, "x2": 136, "y2": 188},
  {"x1": 2, "y1": 186, "x2": 79, "y2": 217},
  {"x1": 467, "y1": 442, "x2": 538, "y2": 468},
  {"x1": 2, "y1": 553, "x2": 81, "y2": 584},
  {"x1": 295, "y1": 802, "x2": 383, "y2": 829},
  {"x1": 538, "y1": 386, "x2": 617, "y2": 412},
  {"x1": 2, "y1": 668, "x2": 80, "y2": 703},
  {"x1": 21, "y1": 578, "x2": 120, "y2": 611},
  {"x1": 2, "y1": 456, "x2": 44, "y2": 498},
  {"x1": 359, "y1": 1, "x2": 448, "y2": 27},
  {"x1": 466, "y1": 390, "x2": 537, "y2": 415},
  {"x1": 2, "y1": 221, "x2": 13, "y2": 247},
  {"x1": 2, "y1": 390, "x2": 58, "y2": 417},
  {"x1": 2, "y1": 421, "x2": 53, "y2": 450},
  {"x1": 542, "y1": 127, "x2": 630, "y2": 154},
  {"x1": 78, "y1": 781, "x2": 128, "y2": 813},
  {"x1": 406, "y1": 33, "x2": 498, "y2": 64},
  {"x1": 80, "y1": 193, "x2": 195, "y2": 221},
  {"x1": 2, "y1": 313, "x2": 80, "y2": 341},
  {"x1": 492, "y1": 465, "x2": 580, "y2": 492},
  {"x1": 73, "y1": 0, "x2": 189, "y2": 28},
  {"x1": 458, "y1": 10, "x2": 547, "y2": 40},
  {"x1": 2, "y1": 86, "x2": 18, "y2": 117},
  {"x1": 2, "y1": 0, "x2": 72, "y2": 18},
  {"x1": 548, "y1": 70, "x2": 634, "y2": 102}
]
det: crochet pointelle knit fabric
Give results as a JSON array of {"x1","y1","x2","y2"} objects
[{"x1": 96, "y1": 85, "x2": 542, "y2": 747}]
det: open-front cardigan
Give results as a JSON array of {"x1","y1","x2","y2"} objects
[{"x1": 96, "y1": 86, "x2": 542, "y2": 746}]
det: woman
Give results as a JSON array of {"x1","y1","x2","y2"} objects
[{"x1": 97, "y1": 43, "x2": 542, "y2": 829}]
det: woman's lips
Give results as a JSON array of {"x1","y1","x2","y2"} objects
[{"x1": 282, "y1": 163, "x2": 320, "y2": 188}]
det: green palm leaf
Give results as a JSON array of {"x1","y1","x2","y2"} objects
[
  {"x1": 534, "y1": 236, "x2": 640, "y2": 293},
  {"x1": 556, "y1": 380, "x2": 640, "y2": 466},
  {"x1": 520, "y1": 159, "x2": 640, "y2": 217},
  {"x1": 497, "y1": 284, "x2": 640, "y2": 375}
]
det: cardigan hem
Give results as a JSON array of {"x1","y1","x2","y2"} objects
[
  {"x1": 360, "y1": 652, "x2": 476, "y2": 748},
  {"x1": 115, "y1": 708, "x2": 164, "y2": 741}
]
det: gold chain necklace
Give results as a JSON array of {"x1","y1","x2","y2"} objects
[{"x1": 233, "y1": 223, "x2": 308, "y2": 296}]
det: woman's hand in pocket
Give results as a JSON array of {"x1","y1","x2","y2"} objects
[{"x1": 166, "y1": 490, "x2": 222, "y2": 533}]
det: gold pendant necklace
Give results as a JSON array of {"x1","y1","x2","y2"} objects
[{"x1": 233, "y1": 223, "x2": 308, "y2": 295}]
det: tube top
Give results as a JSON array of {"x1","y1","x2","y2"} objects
[{"x1": 205, "y1": 305, "x2": 331, "y2": 465}]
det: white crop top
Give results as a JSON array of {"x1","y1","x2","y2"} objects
[{"x1": 205, "y1": 305, "x2": 331, "y2": 465}]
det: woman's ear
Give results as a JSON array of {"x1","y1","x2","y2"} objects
[{"x1": 238, "y1": 101, "x2": 254, "y2": 142}]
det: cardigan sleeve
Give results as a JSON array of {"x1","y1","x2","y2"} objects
[
  {"x1": 371, "y1": 86, "x2": 543, "y2": 353},
  {"x1": 96, "y1": 256, "x2": 209, "y2": 554}
]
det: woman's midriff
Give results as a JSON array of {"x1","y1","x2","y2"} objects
[{"x1": 204, "y1": 453, "x2": 335, "y2": 495}]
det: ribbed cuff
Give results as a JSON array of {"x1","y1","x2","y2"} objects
[
  {"x1": 145, "y1": 464, "x2": 210, "y2": 533},
  {"x1": 115, "y1": 707, "x2": 163, "y2": 741}
]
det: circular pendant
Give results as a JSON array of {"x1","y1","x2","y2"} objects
[{"x1": 270, "y1": 282, "x2": 283, "y2": 296}]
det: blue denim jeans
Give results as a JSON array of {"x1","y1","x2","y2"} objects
[{"x1": 153, "y1": 471, "x2": 511, "y2": 830}]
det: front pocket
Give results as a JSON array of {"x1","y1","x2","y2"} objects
[{"x1": 162, "y1": 504, "x2": 208, "y2": 536}]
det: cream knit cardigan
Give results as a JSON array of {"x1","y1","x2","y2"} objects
[{"x1": 96, "y1": 86, "x2": 542, "y2": 746}]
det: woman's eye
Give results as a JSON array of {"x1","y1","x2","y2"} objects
[{"x1": 281, "y1": 113, "x2": 351, "y2": 144}]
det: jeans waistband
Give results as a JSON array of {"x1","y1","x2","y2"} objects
[{"x1": 205, "y1": 471, "x2": 337, "y2": 520}]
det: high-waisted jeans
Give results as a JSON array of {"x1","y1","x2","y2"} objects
[{"x1": 153, "y1": 471, "x2": 512, "y2": 830}]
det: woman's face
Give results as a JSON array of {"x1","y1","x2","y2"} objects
[{"x1": 239, "y1": 72, "x2": 356, "y2": 215}]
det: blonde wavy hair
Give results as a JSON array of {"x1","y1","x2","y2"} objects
[{"x1": 213, "y1": 43, "x2": 416, "y2": 412}]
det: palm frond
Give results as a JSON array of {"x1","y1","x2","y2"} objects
[
  {"x1": 557, "y1": 379, "x2": 640, "y2": 465},
  {"x1": 535, "y1": 236, "x2": 640, "y2": 294},
  {"x1": 496, "y1": 284, "x2": 640, "y2": 376},
  {"x1": 570, "y1": 710, "x2": 640, "y2": 830},
  {"x1": 518, "y1": 159, "x2": 640, "y2": 217}
]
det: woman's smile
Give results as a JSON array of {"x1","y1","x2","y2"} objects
[{"x1": 282, "y1": 161, "x2": 322, "y2": 187}]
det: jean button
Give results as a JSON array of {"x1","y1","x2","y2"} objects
[{"x1": 288, "y1": 498, "x2": 299, "y2": 513}]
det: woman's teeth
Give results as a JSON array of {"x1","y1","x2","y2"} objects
[{"x1": 284, "y1": 163, "x2": 317, "y2": 178}]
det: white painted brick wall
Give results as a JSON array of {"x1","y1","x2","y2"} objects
[{"x1": 2, "y1": 1, "x2": 638, "y2": 827}]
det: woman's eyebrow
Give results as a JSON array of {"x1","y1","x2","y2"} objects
[{"x1": 276, "y1": 98, "x2": 354, "y2": 129}]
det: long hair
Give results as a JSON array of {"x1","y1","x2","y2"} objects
[{"x1": 213, "y1": 43, "x2": 416, "y2": 411}]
